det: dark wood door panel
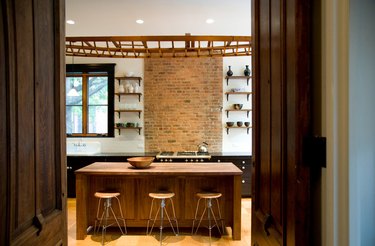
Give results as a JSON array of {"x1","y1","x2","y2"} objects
[
  {"x1": 1, "y1": 0, "x2": 66, "y2": 245},
  {"x1": 34, "y1": 0, "x2": 58, "y2": 216},
  {"x1": 252, "y1": 0, "x2": 312, "y2": 245}
]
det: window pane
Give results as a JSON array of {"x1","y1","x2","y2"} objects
[
  {"x1": 66, "y1": 77, "x2": 83, "y2": 105},
  {"x1": 88, "y1": 106, "x2": 108, "y2": 133},
  {"x1": 66, "y1": 106, "x2": 82, "y2": 133},
  {"x1": 88, "y1": 76, "x2": 108, "y2": 105}
]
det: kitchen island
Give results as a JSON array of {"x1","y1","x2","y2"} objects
[{"x1": 75, "y1": 162, "x2": 243, "y2": 240}]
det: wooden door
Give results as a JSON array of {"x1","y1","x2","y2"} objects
[
  {"x1": 0, "y1": 0, "x2": 67, "y2": 245},
  {"x1": 251, "y1": 0, "x2": 312, "y2": 245}
]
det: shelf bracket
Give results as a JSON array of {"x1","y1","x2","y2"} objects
[
  {"x1": 247, "y1": 94, "x2": 250, "y2": 101},
  {"x1": 117, "y1": 112, "x2": 121, "y2": 118},
  {"x1": 138, "y1": 128, "x2": 141, "y2": 135},
  {"x1": 226, "y1": 94, "x2": 229, "y2": 101},
  {"x1": 226, "y1": 111, "x2": 229, "y2": 118},
  {"x1": 226, "y1": 78, "x2": 229, "y2": 86},
  {"x1": 138, "y1": 94, "x2": 141, "y2": 102},
  {"x1": 138, "y1": 78, "x2": 141, "y2": 86},
  {"x1": 247, "y1": 110, "x2": 250, "y2": 118},
  {"x1": 247, "y1": 128, "x2": 250, "y2": 134},
  {"x1": 138, "y1": 112, "x2": 141, "y2": 119},
  {"x1": 226, "y1": 128, "x2": 229, "y2": 135},
  {"x1": 246, "y1": 77, "x2": 250, "y2": 85},
  {"x1": 117, "y1": 128, "x2": 121, "y2": 135}
]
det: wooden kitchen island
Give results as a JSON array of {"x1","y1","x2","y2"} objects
[{"x1": 75, "y1": 162, "x2": 243, "y2": 240}]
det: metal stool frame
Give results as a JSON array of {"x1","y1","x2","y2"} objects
[
  {"x1": 94, "y1": 192, "x2": 127, "y2": 245},
  {"x1": 191, "y1": 193, "x2": 225, "y2": 243},
  {"x1": 146, "y1": 193, "x2": 179, "y2": 246}
]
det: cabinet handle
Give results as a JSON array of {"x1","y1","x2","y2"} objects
[
  {"x1": 242, "y1": 161, "x2": 245, "y2": 164},
  {"x1": 242, "y1": 180, "x2": 245, "y2": 183},
  {"x1": 242, "y1": 166, "x2": 245, "y2": 170}
]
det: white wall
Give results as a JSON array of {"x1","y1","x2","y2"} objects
[
  {"x1": 222, "y1": 57, "x2": 252, "y2": 153},
  {"x1": 349, "y1": 0, "x2": 375, "y2": 245},
  {"x1": 323, "y1": 0, "x2": 375, "y2": 245}
]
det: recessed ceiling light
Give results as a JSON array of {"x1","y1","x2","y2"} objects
[
  {"x1": 66, "y1": 20, "x2": 75, "y2": 25},
  {"x1": 136, "y1": 19, "x2": 144, "y2": 24},
  {"x1": 206, "y1": 18, "x2": 215, "y2": 24}
]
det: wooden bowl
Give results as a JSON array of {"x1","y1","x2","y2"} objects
[{"x1": 127, "y1": 157, "x2": 155, "y2": 169}]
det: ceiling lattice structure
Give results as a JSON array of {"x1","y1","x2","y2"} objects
[{"x1": 65, "y1": 35, "x2": 252, "y2": 58}]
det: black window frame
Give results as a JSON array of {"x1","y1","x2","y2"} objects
[{"x1": 66, "y1": 63, "x2": 115, "y2": 137}]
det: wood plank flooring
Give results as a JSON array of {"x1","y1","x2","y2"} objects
[{"x1": 68, "y1": 198, "x2": 251, "y2": 245}]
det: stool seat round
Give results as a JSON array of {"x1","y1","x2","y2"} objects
[
  {"x1": 149, "y1": 192, "x2": 175, "y2": 199},
  {"x1": 95, "y1": 192, "x2": 120, "y2": 199},
  {"x1": 196, "y1": 192, "x2": 222, "y2": 199}
]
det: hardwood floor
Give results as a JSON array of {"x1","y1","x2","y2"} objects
[{"x1": 68, "y1": 198, "x2": 251, "y2": 245}]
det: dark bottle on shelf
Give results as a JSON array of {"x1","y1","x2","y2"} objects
[
  {"x1": 227, "y1": 66, "x2": 233, "y2": 76},
  {"x1": 244, "y1": 65, "x2": 251, "y2": 76}
]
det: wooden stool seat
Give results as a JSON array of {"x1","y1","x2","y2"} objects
[
  {"x1": 149, "y1": 192, "x2": 175, "y2": 199},
  {"x1": 95, "y1": 192, "x2": 120, "y2": 199},
  {"x1": 196, "y1": 192, "x2": 222, "y2": 199}
]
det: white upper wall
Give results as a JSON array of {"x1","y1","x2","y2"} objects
[{"x1": 66, "y1": 0, "x2": 251, "y2": 36}]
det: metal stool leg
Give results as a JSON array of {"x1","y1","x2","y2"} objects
[
  {"x1": 192, "y1": 197, "x2": 202, "y2": 234},
  {"x1": 215, "y1": 198, "x2": 225, "y2": 234}
]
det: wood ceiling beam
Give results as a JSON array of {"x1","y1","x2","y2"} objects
[{"x1": 66, "y1": 35, "x2": 251, "y2": 58}]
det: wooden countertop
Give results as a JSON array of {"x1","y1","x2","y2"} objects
[{"x1": 75, "y1": 162, "x2": 243, "y2": 176}]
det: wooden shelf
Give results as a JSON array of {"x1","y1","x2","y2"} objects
[
  {"x1": 225, "y1": 92, "x2": 253, "y2": 101},
  {"x1": 225, "y1": 109, "x2": 252, "y2": 118},
  {"x1": 115, "y1": 92, "x2": 142, "y2": 102},
  {"x1": 225, "y1": 126, "x2": 252, "y2": 134},
  {"x1": 225, "y1": 75, "x2": 252, "y2": 85},
  {"x1": 115, "y1": 77, "x2": 142, "y2": 86},
  {"x1": 114, "y1": 109, "x2": 142, "y2": 118},
  {"x1": 114, "y1": 126, "x2": 142, "y2": 135}
]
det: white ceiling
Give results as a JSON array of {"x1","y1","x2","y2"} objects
[{"x1": 65, "y1": 0, "x2": 251, "y2": 36}]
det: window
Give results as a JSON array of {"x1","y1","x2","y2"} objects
[{"x1": 66, "y1": 64, "x2": 115, "y2": 137}]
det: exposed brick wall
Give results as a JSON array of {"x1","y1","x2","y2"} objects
[{"x1": 144, "y1": 57, "x2": 223, "y2": 152}]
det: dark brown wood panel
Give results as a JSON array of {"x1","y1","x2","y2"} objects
[
  {"x1": 258, "y1": 0, "x2": 271, "y2": 218},
  {"x1": 34, "y1": 0, "x2": 57, "y2": 216},
  {"x1": 1, "y1": 0, "x2": 66, "y2": 244},
  {"x1": 270, "y1": 0, "x2": 283, "y2": 235},
  {"x1": 13, "y1": 0, "x2": 36, "y2": 230},
  {"x1": 252, "y1": 0, "x2": 312, "y2": 245},
  {"x1": 0, "y1": 2, "x2": 8, "y2": 244}
]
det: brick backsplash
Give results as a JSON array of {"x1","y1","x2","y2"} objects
[{"x1": 144, "y1": 57, "x2": 223, "y2": 152}]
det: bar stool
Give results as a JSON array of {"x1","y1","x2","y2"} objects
[
  {"x1": 94, "y1": 191, "x2": 127, "y2": 245},
  {"x1": 191, "y1": 192, "x2": 225, "y2": 242},
  {"x1": 146, "y1": 192, "x2": 179, "y2": 245}
]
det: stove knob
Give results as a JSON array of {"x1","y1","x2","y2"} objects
[
  {"x1": 160, "y1": 159, "x2": 164, "y2": 162},
  {"x1": 190, "y1": 159, "x2": 194, "y2": 162},
  {"x1": 185, "y1": 159, "x2": 189, "y2": 162},
  {"x1": 169, "y1": 159, "x2": 172, "y2": 162},
  {"x1": 200, "y1": 159, "x2": 204, "y2": 162},
  {"x1": 195, "y1": 159, "x2": 199, "y2": 162}
]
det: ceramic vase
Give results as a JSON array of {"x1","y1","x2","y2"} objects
[
  {"x1": 244, "y1": 65, "x2": 251, "y2": 76},
  {"x1": 227, "y1": 66, "x2": 233, "y2": 76}
]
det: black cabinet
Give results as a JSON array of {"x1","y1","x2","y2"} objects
[
  {"x1": 210, "y1": 155, "x2": 252, "y2": 197},
  {"x1": 67, "y1": 156, "x2": 105, "y2": 197},
  {"x1": 67, "y1": 156, "x2": 129, "y2": 197}
]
